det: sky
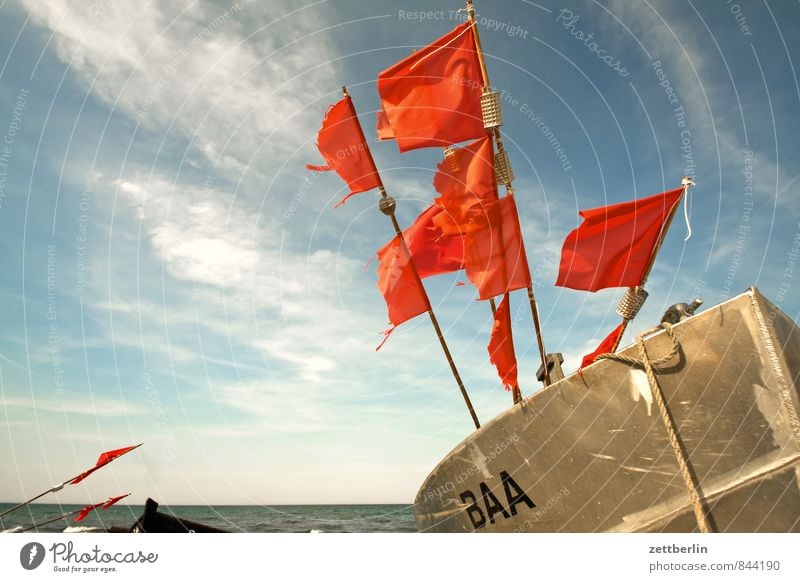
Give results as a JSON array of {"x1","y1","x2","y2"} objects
[{"x1": 0, "y1": 0, "x2": 798, "y2": 507}]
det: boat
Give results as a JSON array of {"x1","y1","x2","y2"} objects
[
  {"x1": 129, "y1": 498, "x2": 228, "y2": 533},
  {"x1": 413, "y1": 287, "x2": 800, "y2": 532}
]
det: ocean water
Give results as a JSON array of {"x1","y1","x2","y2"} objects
[{"x1": 0, "y1": 503, "x2": 417, "y2": 533}]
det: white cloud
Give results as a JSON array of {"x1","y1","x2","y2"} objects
[
  {"x1": 5, "y1": 395, "x2": 147, "y2": 417},
  {"x1": 20, "y1": 0, "x2": 339, "y2": 172},
  {"x1": 111, "y1": 171, "x2": 397, "y2": 391}
]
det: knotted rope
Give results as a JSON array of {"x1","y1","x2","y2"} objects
[{"x1": 597, "y1": 323, "x2": 713, "y2": 533}]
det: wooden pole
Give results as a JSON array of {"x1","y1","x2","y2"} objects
[
  {"x1": 610, "y1": 179, "x2": 692, "y2": 352},
  {"x1": 0, "y1": 490, "x2": 58, "y2": 520},
  {"x1": 466, "y1": 0, "x2": 551, "y2": 386},
  {"x1": 21, "y1": 509, "x2": 82, "y2": 532},
  {"x1": 342, "y1": 88, "x2": 480, "y2": 430}
]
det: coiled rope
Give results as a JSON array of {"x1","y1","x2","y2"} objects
[{"x1": 597, "y1": 323, "x2": 713, "y2": 533}]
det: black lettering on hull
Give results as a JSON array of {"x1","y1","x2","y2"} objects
[{"x1": 457, "y1": 470, "x2": 537, "y2": 530}]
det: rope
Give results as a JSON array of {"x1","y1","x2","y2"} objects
[
  {"x1": 683, "y1": 185, "x2": 693, "y2": 241},
  {"x1": 597, "y1": 323, "x2": 713, "y2": 533},
  {"x1": 616, "y1": 287, "x2": 649, "y2": 320}
]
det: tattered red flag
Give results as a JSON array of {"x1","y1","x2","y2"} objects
[
  {"x1": 464, "y1": 196, "x2": 531, "y2": 300},
  {"x1": 375, "y1": 204, "x2": 467, "y2": 348},
  {"x1": 580, "y1": 324, "x2": 625, "y2": 370},
  {"x1": 556, "y1": 188, "x2": 684, "y2": 292},
  {"x1": 432, "y1": 136, "x2": 499, "y2": 236},
  {"x1": 307, "y1": 95, "x2": 381, "y2": 207},
  {"x1": 70, "y1": 445, "x2": 140, "y2": 485},
  {"x1": 377, "y1": 22, "x2": 485, "y2": 152},
  {"x1": 75, "y1": 493, "x2": 130, "y2": 522},
  {"x1": 376, "y1": 237, "x2": 429, "y2": 344},
  {"x1": 488, "y1": 295, "x2": 518, "y2": 390}
]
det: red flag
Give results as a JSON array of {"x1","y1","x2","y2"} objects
[
  {"x1": 376, "y1": 108, "x2": 394, "y2": 140},
  {"x1": 432, "y1": 136, "x2": 498, "y2": 235},
  {"x1": 464, "y1": 196, "x2": 531, "y2": 300},
  {"x1": 488, "y1": 295, "x2": 518, "y2": 390},
  {"x1": 102, "y1": 493, "x2": 130, "y2": 509},
  {"x1": 376, "y1": 237, "x2": 429, "y2": 331},
  {"x1": 580, "y1": 324, "x2": 624, "y2": 369},
  {"x1": 556, "y1": 188, "x2": 684, "y2": 292},
  {"x1": 70, "y1": 445, "x2": 139, "y2": 485},
  {"x1": 377, "y1": 22, "x2": 485, "y2": 152},
  {"x1": 75, "y1": 493, "x2": 130, "y2": 522},
  {"x1": 75, "y1": 502, "x2": 103, "y2": 522},
  {"x1": 307, "y1": 95, "x2": 381, "y2": 207},
  {"x1": 404, "y1": 204, "x2": 465, "y2": 279},
  {"x1": 376, "y1": 204, "x2": 465, "y2": 343}
]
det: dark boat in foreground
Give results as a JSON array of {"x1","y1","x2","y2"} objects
[{"x1": 129, "y1": 499, "x2": 228, "y2": 533}]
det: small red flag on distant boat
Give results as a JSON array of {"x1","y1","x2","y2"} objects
[
  {"x1": 21, "y1": 493, "x2": 131, "y2": 531},
  {"x1": 102, "y1": 493, "x2": 130, "y2": 509},
  {"x1": 70, "y1": 445, "x2": 141, "y2": 485},
  {"x1": 488, "y1": 295, "x2": 518, "y2": 390},
  {"x1": 556, "y1": 188, "x2": 684, "y2": 292},
  {"x1": 433, "y1": 136, "x2": 499, "y2": 236},
  {"x1": 307, "y1": 95, "x2": 381, "y2": 207},
  {"x1": 580, "y1": 324, "x2": 625, "y2": 370},
  {"x1": 464, "y1": 196, "x2": 531, "y2": 300},
  {"x1": 377, "y1": 22, "x2": 485, "y2": 152},
  {"x1": 75, "y1": 493, "x2": 130, "y2": 522},
  {"x1": 74, "y1": 503, "x2": 102, "y2": 523}
]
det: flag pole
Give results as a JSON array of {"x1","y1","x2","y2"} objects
[
  {"x1": 342, "y1": 87, "x2": 481, "y2": 430},
  {"x1": 0, "y1": 443, "x2": 142, "y2": 519},
  {"x1": 20, "y1": 493, "x2": 131, "y2": 532},
  {"x1": 466, "y1": 0, "x2": 551, "y2": 386},
  {"x1": 610, "y1": 178, "x2": 693, "y2": 352},
  {"x1": 20, "y1": 508, "x2": 83, "y2": 532}
]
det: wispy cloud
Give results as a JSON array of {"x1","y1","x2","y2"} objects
[
  {"x1": 20, "y1": 0, "x2": 339, "y2": 173},
  {"x1": 5, "y1": 395, "x2": 147, "y2": 416}
]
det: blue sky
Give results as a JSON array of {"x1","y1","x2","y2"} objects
[{"x1": 0, "y1": 0, "x2": 798, "y2": 506}]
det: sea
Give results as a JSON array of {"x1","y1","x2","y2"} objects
[{"x1": 0, "y1": 503, "x2": 417, "y2": 533}]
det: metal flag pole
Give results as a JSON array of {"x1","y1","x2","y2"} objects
[
  {"x1": 610, "y1": 177, "x2": 694, "y2": 352},
  {"x1": 466, "y1": 0, "x2": 552, "y2": 387},
  {"x1": 0, "y1": 443, "x2": 142, "y2": 519},
  {"x1": 342, "y1": 87, "x2": 481, "y2": 430}
]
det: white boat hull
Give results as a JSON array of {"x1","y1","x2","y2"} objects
[{"x1": 414, "y1": 288, "x2": 800, "y2": 532}]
